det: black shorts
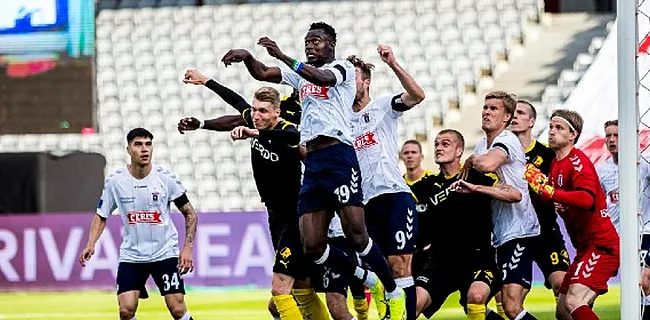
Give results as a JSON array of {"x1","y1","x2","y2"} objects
[
  {"x1": 365, "y1": 192, "x2": 418, "y2": 255},
  {"x1": 415, "y1": 249, "x2": 500, "y2": 318},
  {"x1": 497, "y1": 237, "x2": 537, "y2": 289},
  {"x1": 534, "y1": 228, "x2": 570, "y2": 289},
  {"x1": 116, "y1": 257, "x2": 185, "y2": 299},
  {"x1": 268, "y1": 208, "x2": 307, "y2": 280},
  {"x1": 298, "y1": 143, "x2": 364, "y2": 215}
]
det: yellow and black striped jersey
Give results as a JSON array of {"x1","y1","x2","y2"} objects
[{"x1": 409, "y1": 166, "x2": 496, "y2": 259}]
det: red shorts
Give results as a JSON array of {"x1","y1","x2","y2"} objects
[{"x1": 559, "y1": 246, "x2": 619, "y2": 295}]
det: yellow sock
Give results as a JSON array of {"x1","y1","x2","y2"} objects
[
  {"x1": 292, "y1": 288, "x2": 329, "y2": 320},
  {"x1": 495, "y1": 302, "x2": 507, "y2": 319},
  {"x1": 467, "y1": 303, "x2": 486, "y2": 320},
  {"x1": 353, "y1": 297, "x2": 369, "y2": 320},
  {"x1": 272, "y1": 294, "x2": 303, "y2": 320}
]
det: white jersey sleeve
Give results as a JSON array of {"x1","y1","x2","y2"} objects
[
  {"x1": 96, "y1": 170, "x2": 122, "y2": 218},
  {"x1": 281, "y1": 68, "x2": 302, "y2": 89},
  {"x1": 597, "y1": 158, "x2": 620, "y2": 232},
  {"x1": 158, "y1": 167, "x2": 187, "y2": 205},
  {"x1": 641, "y1": 160, "x2": 650, "y2": 233},
  {"x1": 323, "y1": 60, "x2": 356, "y2": 87}
]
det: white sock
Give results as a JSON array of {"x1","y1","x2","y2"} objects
[
  {"x1": 179, "y1": 311, "x2": 192, "y2": 320},
  {"x1": 395, "y1": 276, "x2": 414, "y2": 288},
  {"x1": 273, "y1": 318, "x2": 281, "y2": 320},
  {"x1": 514, "y1": 310, "x2": 529, "y2": 320},
  {"x1": 314, "y1": 245, "x2": 330, "y2": 265},
  {"x1": 385, "y1": 287, "x2": 403, "y2": 299},
  {"x1": 354, "y1": 266, "x2": 378, "y2": 287}
]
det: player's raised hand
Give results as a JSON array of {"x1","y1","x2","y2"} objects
[
  {"x1": 79, "y1": 246, "x2": 95, "y2": 267},
  {"x1": 459, "y1": 154, "x2": 475, "y2": 180},
  {"x1": 221, "y1": 49, "x2": 251, "y2": 67},
  {"x1": 377, "y1": 44, "x2": 397, "y2": 65},
  {"x1": 178, "y1": 117, "x2": 200, "y2": 134},
  {"x1": 450, "y1": 179, "x2": 477, "y2": 193},
  {"x1": 178, "y1": 246, "x2": 194, "y2": 275},
  {"x1": 524, "y1": 164, "x2": 555, "y2": 199},
  {"x1": 258, "y1": 37, "x2": 285, "y2": 60},
  {"x1": 182, "y1": 69, "x2": 209, "y2": 85}
]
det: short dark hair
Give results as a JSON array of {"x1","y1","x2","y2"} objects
[
  {"x1": 402, "y1": 139, "x2": 422, "y2": 153},
  {"x1": 309, "y1": 22, "x2": 337, "y2": 43},
  {"x1": 127, "y1": 128, "x2": 153, "y2": 144},
  {"x1": 438, "y1": 129, "x2": 465, "y2": 150},
  {"x1": 347, "y1": 55, "x2": 375, "y2": 80},
  {"x1": 604, "y1": 119, "x2": 618, "y2": 129},
  {"x1": 517, "y1": 99, "x2": 537, "y2": 119}
]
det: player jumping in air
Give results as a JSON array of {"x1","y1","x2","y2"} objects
[
  {"x1": 346, "y1": 47, "x2": 425, "y2": 320},
  {"x1": 510, "y1": 100, "x2": 570, "y2": 318},
  {"x1": 411, "y1": 129, "x2": 517, "y2": 320},
  {"x1": 221, "y1": 22, "x2": 406, "y2": 319},
  {"x1": 595, "y1": 119, "x2": 650, "y2": 319},
  {"x1": 525, "y1": 110, "x2": 620, "y2": 320},
  {"x1": 79, "y1": 128, "x2": 198, "y2": 320},
  {"x1": 462, "y1": 91, "x2": 541, "y2": 320}
]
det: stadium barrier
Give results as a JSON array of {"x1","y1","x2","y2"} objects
[{"x1": 0, "y1": 211, "x2": 619, "y2": 291}]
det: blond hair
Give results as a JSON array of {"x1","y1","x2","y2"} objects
[
  {"x1": 485, "y1": 90, "x2": 516, "y2": 126},
  {"x1": 253, "y1": 87, "x2": 281, "y2": 108},
  {"x1": 551, "y1": 109, "x2": 584, "y2": 144}
]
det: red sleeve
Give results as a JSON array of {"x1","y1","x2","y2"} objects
[
  {"x1": 551, "y1": 189, "x2": 594, "y2": 210},
  {"x1": 552, "y1": 152, "x2": 598, "y2": 210}
]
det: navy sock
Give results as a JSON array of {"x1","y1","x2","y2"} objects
[
  {"x1": 395, "y1": 277, "x2": 416, "y2": 320},
  {"x1": 312, "y1": 244, "x2": 357, "y2": 275},
  {"x1": 358, "y1": 239, "x2": 397, "y2": 292}
]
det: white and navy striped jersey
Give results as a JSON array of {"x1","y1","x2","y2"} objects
[
  {"x1": 96, "y1": 165, "x2": 187, "y2": 263},
  {"x1": 474, "y1": 130, "x2": 540, "y2": 247},
  {"x1": 349, "y1": 94, "x2": 411, "y2": 203},
  {"x1": 281, "y1": 60, "x2": 356, "y2": 146}
]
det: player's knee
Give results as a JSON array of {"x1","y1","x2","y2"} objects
[
  {"x1": 503, "y1": 300, "x2": 523, "y2": 319},
  {"x1": 563, "y1": 292, "x2": 585, "y2": 311},
  {"x1": 119, "y1": 306, "x2": 136, "y2": 320},
  {"x1": 303, "y1": 234, "x2": 326, "y2": 257},
  {"x1": 326, "y1": 296, "x2": 351, "y2": 320},
  {"x1": 415, "y1": 287, "x2": 431, "y2": 315},
  {"x1": 467, "y1": 291, "x2": 488, "y2": 305},
  {"x1": 168, "y1": 305, "x2": 187, "y2": 320},
  {"x1": 271, "y1": 275, "x2": 293, "y2": 296},
  {"x1": 388, "y1": 256, "x2": 410, "y2": 278},
  {"x1": 342, "y1": 223, "x2": 368, "y2": 250}
]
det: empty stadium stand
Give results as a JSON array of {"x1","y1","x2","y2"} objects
[{"x1": 0, "y1": 0, "x2": 546, "y2": 211}]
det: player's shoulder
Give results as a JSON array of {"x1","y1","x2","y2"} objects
[
  {"x1": 496, "y1": 130, "x2": 519, "y2": 145},
  {"x1": 279, "y1": 119, "x2": 298, "y2": 130},
  {"x1": 105, "y1": 167, "x2": 128, "y2": 185},
  {"x1": 330, "y1": 59, "x2": 354, "y2": 69},
  {"x1": 153, "y1": 165, "x2": 180, "y2": 181}
]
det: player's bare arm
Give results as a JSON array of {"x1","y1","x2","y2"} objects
[
  {"x1": 471, "y1": 148, "x2": 508, "y2": 173},
  {"x1": 453, "y1": 180, "x2": 522, "y2": 203},
  {"x1": 177, "y1": 201, "x2": 197, "y2": 275},
  {"x1": 378, "y1": 44, "x2": 425, "y2": 107},
  {"x1": 221, "y1": 49, "x2": 282, "y2": 83},
  {"x1": 178, "y1": 115, "x2": 246, "y2": 133},
  {"x1": 79, "y1": 214, "x2": 107, "y2": 267},
  {"x1": 257, "y1": 36, "x2": 338, "y2": 87}
]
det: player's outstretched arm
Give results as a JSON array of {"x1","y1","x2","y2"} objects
[
  {"x1": 452, "y1": 180, "x2": 522, "y2": 203},
  {"x1": 178, "y1": 115, "x2": 246, "y2": 133},
  {"x1": 257, "y1": 37, "x2": 338, "y2": 87},
  {"x1": 378, "y1": 44, "x2": 425, "y2": 108},
  {"x1": 177, "y1": 199, "x2": 197, "y2": 275},
  {"x1": 221, "y1": 49, "x2": 282, "y2": 83},
  {"x1": 471, "y1": 149, "x2": 508, "y2": 173},
  {"x1": 183, "y1": 69, "x2": 251, "y2": 113},
  {"x1": 79, "y1": 214, "x2": 107, "y2": 267}
]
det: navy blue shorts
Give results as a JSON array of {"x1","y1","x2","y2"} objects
[
  {"x1": 497, "y1": 237, "x2": 537, "y2": 289},
  {"x1": 116, "y1": 257, "x2": 185, "y2": 299},
  {"x1": 364, "y1": 192, "x2": 418, "y2": 255},
  {"x1": 298, "y1": 143, "x2": 364, "y2": 215}
]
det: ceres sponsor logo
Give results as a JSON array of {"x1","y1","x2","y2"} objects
[
  {"x1": 300, "y1": 84, "x2": 329, "y2": 100},
  {"x1": 127, "y1": 211, "x2": 162, "y2": 225},
  {"x1": 353, "y1": 132, "x2": 378, "y2": 150}
]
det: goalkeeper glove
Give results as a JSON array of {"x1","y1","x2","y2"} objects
[{"x1": 524, "y1": 163, "x2": 555, "y2": 199}]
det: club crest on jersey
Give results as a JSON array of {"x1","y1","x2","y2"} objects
[
  {"x1": 152, "y1": 191, "x2": 159, "y2": 202},
  {"x1": 353, "y1": 132, "x2": 378, "y2": 150},
  {"x1": 127, "y1": 210, "x2": 162, "y2": 225},
  {"x1": 533, "y1": 156, "x2": 543, "y2": 167},
  {"x1": 362, "y1": 113, "x2": 370, "y2": 123},
  {"x1": 300, "y1": 84, "x2": 329, "y2": 100},
  {"x1": 557, "y1": 174, "x2": 564, "y2": 187}
]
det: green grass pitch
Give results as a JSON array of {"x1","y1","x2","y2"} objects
[{"x1": 0, "y1": 286, "x2": 621, "y2": 319}]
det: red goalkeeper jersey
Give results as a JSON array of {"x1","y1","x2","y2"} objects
[{"x1": 548, "y1": 148, "x2": 619, "y2": 252}]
